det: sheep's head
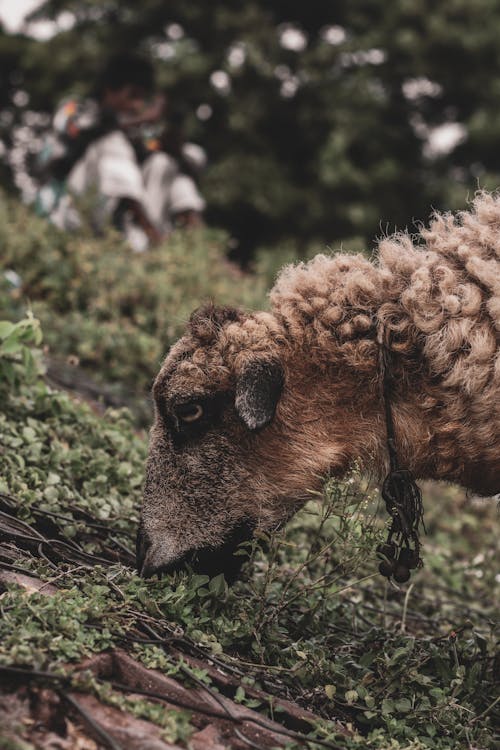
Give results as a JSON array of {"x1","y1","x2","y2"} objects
[
  {"x1": 137, "y1": 298, "x2": 381, "y2": 581},
  {"x1": 137, "y1": 303, "x2": 335, "y2": 580}
]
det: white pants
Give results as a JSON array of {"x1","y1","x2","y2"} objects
[{"x1": 141, "y1": 151, "x2": 206, "y2": 236}]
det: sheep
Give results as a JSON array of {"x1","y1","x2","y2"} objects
[{"x1": 137, "y1": 193, "x2": 500, "y2": 580}]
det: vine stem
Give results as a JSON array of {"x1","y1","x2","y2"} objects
[
  {"x1": 469, "y1": 695, "x2": 500, "y2": 724},
  {"x1": 400, "y1": 581, "x2": 415, "y2": 634}
]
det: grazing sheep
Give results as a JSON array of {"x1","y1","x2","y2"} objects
[{"x1": 137, "y1": 193, "x2": 500, "y2": 580}]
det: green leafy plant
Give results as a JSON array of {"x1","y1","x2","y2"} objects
[
  {"x1": 0, "y1": 313, "x2": 43, "y2": 389},
  {"x1": 0, "y1": 316, "x2": 497, "y2": 749}
]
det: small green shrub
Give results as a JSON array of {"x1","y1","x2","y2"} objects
[
  {"x1": 0, "y1": 313, "x2": 44, "y2": 390},
  {"x1": 0, "y1": 196, "x2": 267, "y2": 399}
]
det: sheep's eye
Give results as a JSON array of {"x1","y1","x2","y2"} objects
[{"x1": 176, "y1": 403, "x2": 203, "y2": 423}]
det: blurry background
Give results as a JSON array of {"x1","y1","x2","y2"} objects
[{"x1": 1, "y1": 0, "x2": 500, "y2": 264}]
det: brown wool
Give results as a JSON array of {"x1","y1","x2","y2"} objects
[{"x1": 140, "y1": 194, "x2": 499, "y2": 574}]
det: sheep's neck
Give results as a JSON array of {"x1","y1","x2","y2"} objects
[
  {"x1": 280, "y1": 312, "x2": 497, "y2": 495},
  {"x1": 370, "y1": 374, "x2": 498, "y2": 495},
  {"x1": 288, "y1": 348, "x2": 452, "y2": 487}
]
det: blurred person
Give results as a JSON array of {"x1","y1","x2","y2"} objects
[
  {"x1": 35, "y1": 53, "x2": 161, "y2": 247},
  {"x1": 128, "y1": 96, "x2": 206, "y2": 235}
]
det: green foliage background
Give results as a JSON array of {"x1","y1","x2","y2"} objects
[{"x1": 2, "y1": 0, "x2": 500, "y2": 258}]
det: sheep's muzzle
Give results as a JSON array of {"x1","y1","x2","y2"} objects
[{"x1": 136, "y1": 519, "x2": 256, "y2": 583}]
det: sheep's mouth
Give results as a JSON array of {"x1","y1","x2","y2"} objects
[{"x1": 139, "y1": 519, "x2": 256, "y2": 584}]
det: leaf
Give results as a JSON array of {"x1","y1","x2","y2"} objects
[
  {"x1": 388, "y1": 643, "x2": 414, "y2": 665},
  {"x1": 22, "y1": 426, "x2": 37, "y2": 443},
  {"x1": 208, "y1": 573, "x2": 227, "y2": 597},
  {"x1": 359, "y1": 651, "x2": 376, "y2": 667},
  {"x1": 429, "y1": 688, "x2": 444, "y2": 701},
  {"x1": 22, "y1": 348, "x2": 37, "y2": 381},
  {"x1": 1, "y1": 360, "x2": 15, "y2": 385},
  {"x1": 381, "y1": 698, "x2": 394, "y2": 715},
  {"x1": 395, "y1": 698, "x2": 412, "y2": 713},
  {"x1": 324, "y1": 684, "x2": 336, "y2": 700},
  {"x1": 345, "y1": 690, "x2": 358, "y2": 705},
  {"x1": 0, "y1": 335, "x2": 22, "y2": 355},
  {"x1": 0, "y1": 321, "x2": 15, "y2": 339}
]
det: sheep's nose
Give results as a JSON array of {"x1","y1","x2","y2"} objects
[
  {"x1": 136, "y1": 519, "x2": 256, "y2": 581},
  {"x1": 136, "y1": 523, "x2": 188, "y2": 578},
  {"x1": 139, "y1": 551, "x2": 185, "y2": 579}
]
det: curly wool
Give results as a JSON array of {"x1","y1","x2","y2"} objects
[
  {"x1": 272, "y1": 193, "x2": 499, "y2": 376},
  {"x1": 266, "y1": 193, "x2": 499, "y2": 492}
]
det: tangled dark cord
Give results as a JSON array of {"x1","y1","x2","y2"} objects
[{"x1": 377, "y1": 339, "x2": 426, "y2": 583}]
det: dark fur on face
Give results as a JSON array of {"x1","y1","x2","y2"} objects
[
  {"x1": 139, "y1": 195, "x2": 500, "y2": 579},
  {"x1": 137, "y1": 315, "x2": 293, "y2": 579}
]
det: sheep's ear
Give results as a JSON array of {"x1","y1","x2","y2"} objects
[{"x1": 235, "y1": 360, "x2": 284, "y2": 431}]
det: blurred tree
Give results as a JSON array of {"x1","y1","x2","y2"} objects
[{"x1": 2, "y1": 0, "x2": 500, "y2": 261}]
